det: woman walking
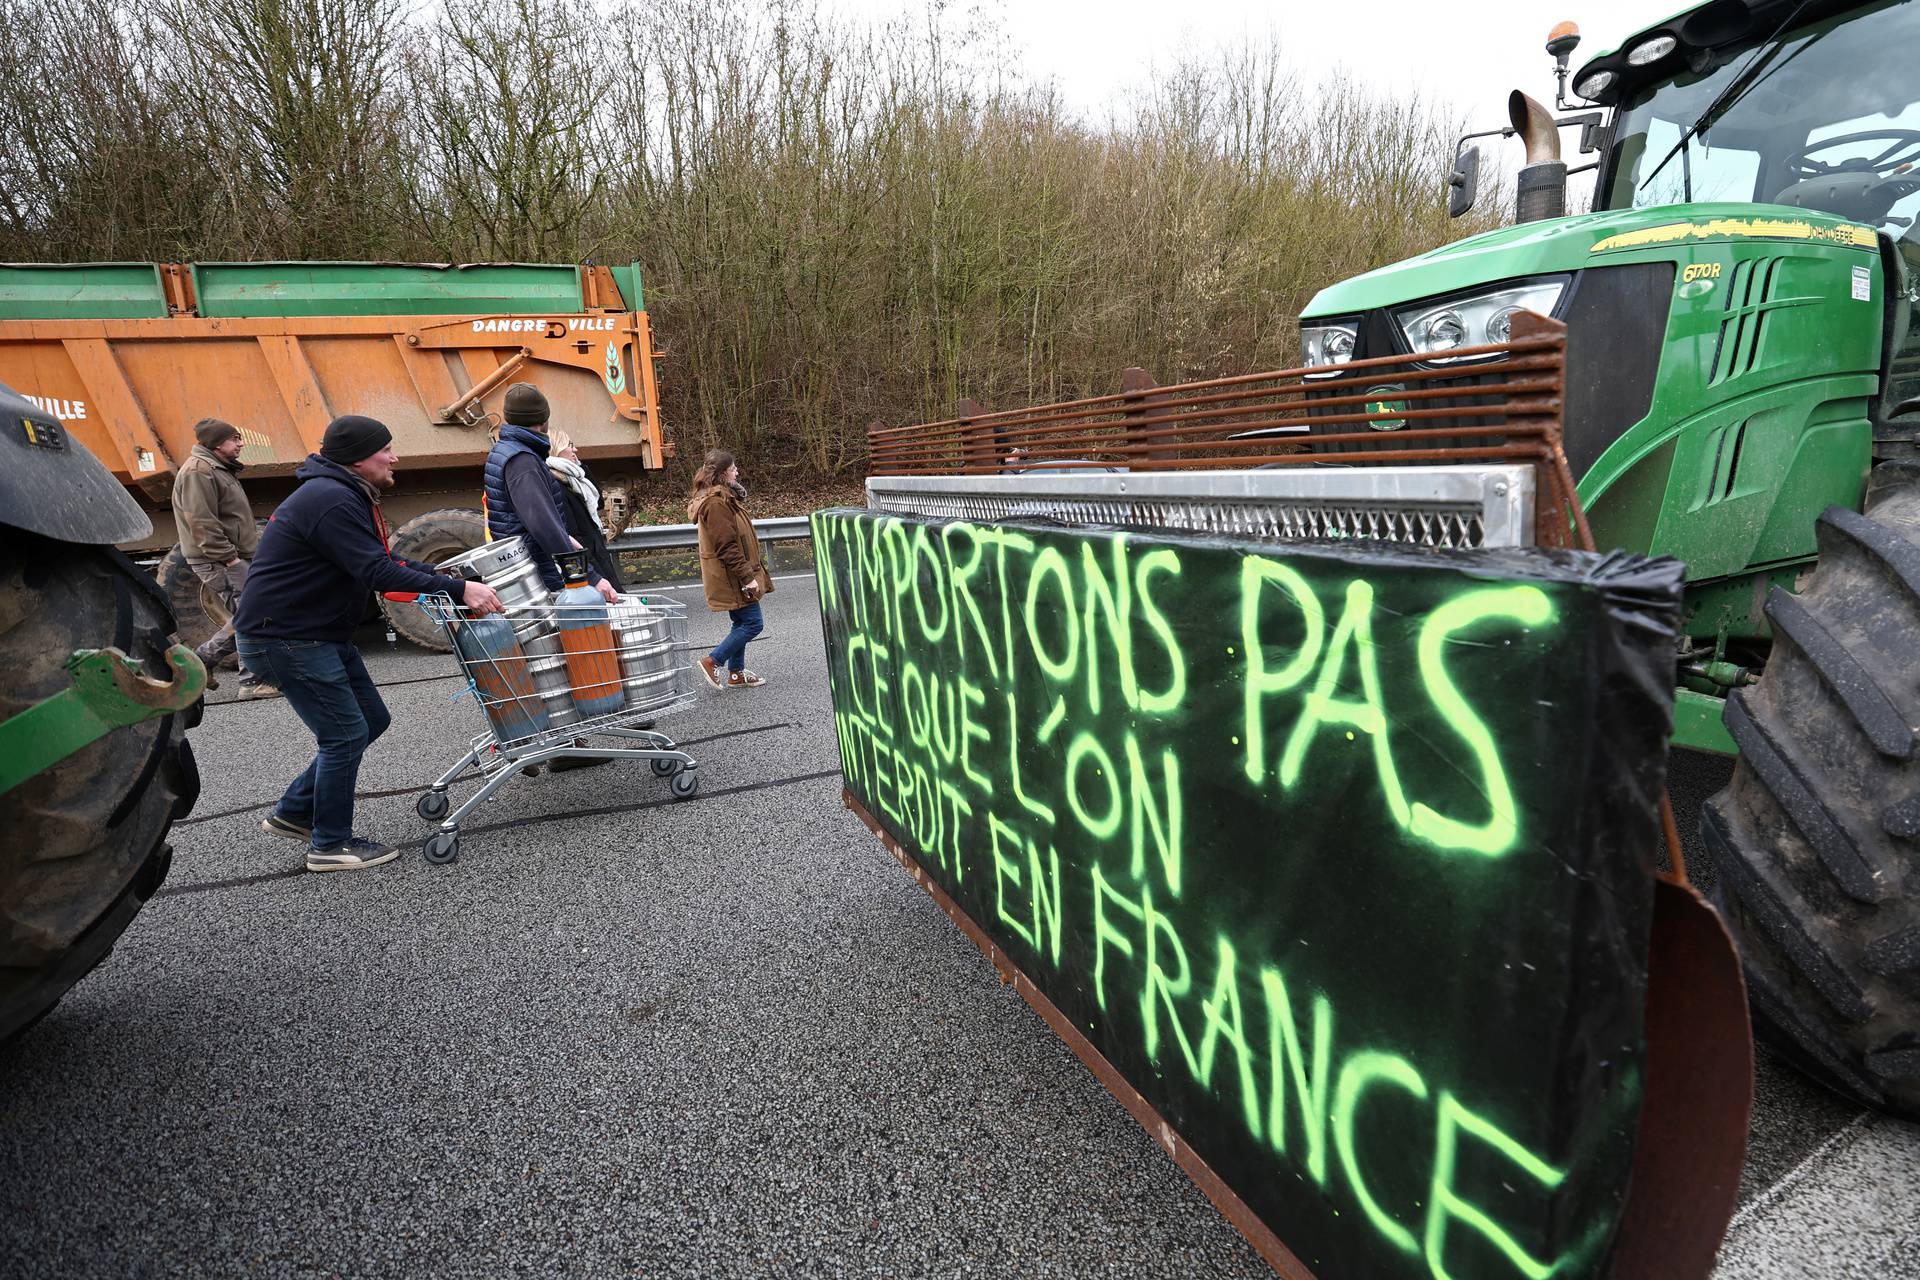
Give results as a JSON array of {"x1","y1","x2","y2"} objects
[
  {"x1": 689, "y1": 448, "x2": 771, "y2": 689},
  {"x1": 546, "y1": 430, "x2": 625, "y2": 590}
]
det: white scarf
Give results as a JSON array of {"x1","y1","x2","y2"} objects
[{"x1": 546, "y1": 455, "x2": 604, "y2": 534}]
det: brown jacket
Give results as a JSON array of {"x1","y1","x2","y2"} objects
[
  {"x1": 689, "y1": 484, "x2": 773, "y2": 611},
  {"x1": 172, "y1": 444, "x2": 258, "y2": 564}
]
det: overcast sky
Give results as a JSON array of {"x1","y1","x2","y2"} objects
[{"x1": 825, "y1": 0, "x2": 1682, "y2": 161}]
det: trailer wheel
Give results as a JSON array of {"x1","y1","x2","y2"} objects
[
  {"x1": 1703, "y1": 460, "x2": 1920, "y2": 1119},
  {"x1": 0, "y1": 533, "x2": 201, "y2": 1042},
  {"x1": 381, "y1": 508, "x2": 488, "y2": 652},
  {"x1": 599, "y1": 477, "x2": 637, "y2": 537}
]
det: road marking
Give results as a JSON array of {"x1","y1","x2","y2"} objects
[
  {"x1": 161, "y1": 766, "x2": 843, "y2": 898},
  {"x1": 175, "y1": 722, "x2": 800, "y2": 827},
  {"x1": 1715, "y1": 1110, "x2": 1920, "y2": 1277},
  {"x1": 1727, "y1": 1110, "x2": 1872, "y2": 1231}
]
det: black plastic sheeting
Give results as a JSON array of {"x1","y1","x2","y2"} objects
[{"x1": 812, "y1": 507, "x2": 1684, "y2": 1280}]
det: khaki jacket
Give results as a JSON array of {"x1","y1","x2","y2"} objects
[
  {"x1": 689, "y1": 484, "x2": 773, "y2": 611},
  {"x1": 172, "y1": 445, "x2": 258, "y2": 564}
]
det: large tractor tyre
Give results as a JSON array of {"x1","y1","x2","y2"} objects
[
  {"x1": 158, "y1": 545, "x2": 220, "y2": 652},
  {"x1": 1702, "y1": 460, "x2": 1920, "y2": 1118},
  {"x1": 0, "y1": 533, "x2": 202, "y2": 1042},
  {"x1": 380, "y1": 507, "x2": 488, "y2": 652}
]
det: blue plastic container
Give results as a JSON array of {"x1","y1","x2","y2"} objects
[{"x1": 455, "y1": 613, "x2": 549, "y2": 741}]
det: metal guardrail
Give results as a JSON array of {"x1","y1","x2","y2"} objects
[
  {"x1": 610, "y1": 515, "x2": 812, "y2": 553},
  {"x1": 139, "y1": 515, "x2": 814, "y2": 570}
]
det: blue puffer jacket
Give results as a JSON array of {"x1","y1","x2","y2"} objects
[
  {"x1": 484, "y1": 423, "x2": 569, "y2": 589},
  {"x1": 234, "y1": 455, "x2": 473, "y2": 643}
]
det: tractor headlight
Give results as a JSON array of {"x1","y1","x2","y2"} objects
[
  {"x1": 1392, "y1": 279, "x2": 1567, "y2": 364},
  {"x1": 1626, "y1": 34, "x2": 1677, "y2": 66},
  {"x1": 1301, "y1": 321, "x2": 1359, "y2": 377}
]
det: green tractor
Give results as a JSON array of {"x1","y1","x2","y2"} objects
[{"x1": 1299, "y1": 0, "x2": 1920, "y2": 1116}]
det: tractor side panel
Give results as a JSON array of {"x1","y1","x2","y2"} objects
[{"x1": 1580, "y1": 237, "x2": 1881, "y2": 586}]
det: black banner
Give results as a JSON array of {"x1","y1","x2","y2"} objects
[{"x1": 812, "y1": 507, "x2": 1683, "y2": 1280}]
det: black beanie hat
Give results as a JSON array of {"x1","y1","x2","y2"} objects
[
  {"x1": 194, "y1": 417, "x2": 242, "y2": 449},
  {"x1": 502, "y1": 382, "x2": 550, "y2": 428},
  {"x1": 319, "y1": 414, "x2": 393, "y2": 465}
]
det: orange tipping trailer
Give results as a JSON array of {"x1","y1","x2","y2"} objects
[{"x1": 0, "y1": 260, "x2": 670, "y2": 648}]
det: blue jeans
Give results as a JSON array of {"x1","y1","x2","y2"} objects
[
  {"x1": 709, "y1": 601, "x2": 764, "y2": 672},
  {"x1": 236, "y1": 637, "x2": 391, "y2": 850}
]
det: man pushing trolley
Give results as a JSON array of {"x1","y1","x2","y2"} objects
[{"x1": 411, "y1": 544, "x2": 701, "y2": 865}]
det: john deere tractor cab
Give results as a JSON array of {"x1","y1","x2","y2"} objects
[{"x1": 1301, "y1": 0, "x2": 1920, "y2": 1119}]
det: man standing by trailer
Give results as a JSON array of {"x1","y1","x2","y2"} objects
[
  {"x1": 236, "y1": 414, "x2": 503, "y2": 873},
  {"x1": 171, "y1": 417, "x2": 276, "y2": 698}
]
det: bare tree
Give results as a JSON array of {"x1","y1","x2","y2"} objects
[
  {"x1": 0, "y1": 0, "x2": 217, "y2": 259},
  {"x1": 164, "y1": 0, "x2": 409, "y2": 257},
  {"x1": 405, "y1": 0, "x2": 608, "y2": 261}
]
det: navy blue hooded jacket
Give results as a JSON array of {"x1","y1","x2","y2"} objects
[
  {"x1": 483, "y1": 423, "x2": 570, "y2": 590},
  {"x1": 234, "y1": 455, "x2": 476, "y2": 643}
]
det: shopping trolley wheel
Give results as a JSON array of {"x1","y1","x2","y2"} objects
[
  {"x1": 669, "y1": 769, "x2": 699, "y2": 799},
  {"x1": 651, "y1": 757, "x2": 681, "y2": 778},
  {"x1": 416, "y1": 790, "x2": 450, "y2": 822},
  {"x1": 423, "y1": 830, "x2": 461, "y2": 865}
]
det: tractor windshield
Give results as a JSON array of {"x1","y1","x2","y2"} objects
[{"x1": 1601, "y1": 0, "x2": 1920, "y2": 237}]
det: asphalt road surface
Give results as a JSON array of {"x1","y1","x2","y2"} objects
[{"x1": 1, "y1": 571, "x2": 1914, "y2": 1278}]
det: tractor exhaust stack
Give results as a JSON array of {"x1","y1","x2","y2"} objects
[{"x1": 1510, "y1": 91, "x2": 1568, "y2": 223}]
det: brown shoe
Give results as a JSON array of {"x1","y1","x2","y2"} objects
[
  {"x1": 694, "y1": 656, "x2": 723, "y2": 689},
  {"x1": 726, "y1": 669, "x2": 766, "y2": 688}
]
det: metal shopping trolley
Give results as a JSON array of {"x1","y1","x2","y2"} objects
[{"x1": 412, "y1": 590, "x2": 701, "y2": 865}]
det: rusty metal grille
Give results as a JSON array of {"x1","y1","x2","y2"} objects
[
  {"x1": 865, "y1": 312, "x2": 1587, "y2": 548},
  {"x1": 866, "y1": 467, "x2": 1535, "y2": 548}
]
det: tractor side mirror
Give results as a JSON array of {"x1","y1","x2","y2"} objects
[
  {"x1": 1561, "y1": 110, "x2": 1608, "y2": 155},
  {"x1": 1448, "y1": 146, "x2": 1482, "y2": 219}
]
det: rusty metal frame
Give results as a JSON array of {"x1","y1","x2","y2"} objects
[
  {"x1": 869, "y1": 313, "x2": 1590, "y2": 549},
  {"x1": 159, "y1": 263, "x2": 197, "y2": 316},
  {"x1": 842, "y1": 790, "x2": 1319, "y2": 1279}
]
